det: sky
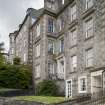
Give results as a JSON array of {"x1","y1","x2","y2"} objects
[{"x1": 0, "y1": 0, "x2": 44, "y2": 52}]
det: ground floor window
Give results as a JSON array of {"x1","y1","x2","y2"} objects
[
  {"x1": 66, "y1": 79, "x2": 72, "y2": 98},
  {"x1": 78, "y1": 76, "x2": 87, "y2": 93}
]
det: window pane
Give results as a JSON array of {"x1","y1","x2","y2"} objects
[
  {"x1": 60, "y1": 39, "x2": 64, "y2": 53},
  {"x1": 86, "y1": 48, "x2": 93, "y2": 67},
  {"x1": 71, "y1": 4, "x2": 77, "y2": 21},
  {"x1": 48, "y1": 19, "x2": 54, "y2": 33},
  {"x1": 71, "y1": 29, "x2": 77, "y2": 46},
  {"x1": 71, "y1": 56, "x2": 77, "y2": 72},
  {"x1": 36, "y1": 44, "x2": 40, "y2": 57},
  {"x1": 85, "y1": 18, "x2": 93, "y2": 38},
  {"x1": 36, "y1": 65, "x2": 40, "y2": 78},
  {"x1": 86, "y1": 0, "x2": 93, "y2": 9},
  {"x1": 48, "y1": 41, "x2": 54, "y2": 54},
  {"x1": 80, "y1": 78, "x2": 86, "y2": 91},
  {"x1": 36, "y1": 24, "x2": 40, "y2": 37}
]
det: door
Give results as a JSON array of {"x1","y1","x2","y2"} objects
[{"x1": 66, "y1": 80, "x2": 72, "y2": 98}]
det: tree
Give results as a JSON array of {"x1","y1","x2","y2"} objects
[
  {"x1": 0, "y1": 64, "x2": 32, "y2": 89},
  {"x1": 0, "y1": 42, "x2": 4, "y2": 53}
]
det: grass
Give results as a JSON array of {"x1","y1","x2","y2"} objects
[{"x1": 13, "y1": 96, "x2": 65, "y2": 104}]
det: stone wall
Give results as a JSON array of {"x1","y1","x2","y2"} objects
[{"x1": 0, "y1": 97, "x2": 44, "y2": 105}]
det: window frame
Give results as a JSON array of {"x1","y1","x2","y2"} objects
[
  {"x1": 71, "y1": 55, "x2": 77, "y2": 72},
  {"x1": 36, "y1": 44, "x2": 40, "y2": 57},
  {"x1": 60, "y1": 38, "x2": 64, "y2": 53},
  {"x1": 71, "y1": 4, "x2": 77, "y2": 22},
  {"x1": 48, "y1": 62, "x2": 55, "y2": 75},
  {"x1": 86, "y1": 48, "x2": 93, "y2": 67},
  {"x1": 66, "y1": 79, "x2": 72, "y2": 98},
  {"x1": 70, "y1": 29, "x2": 77, "y2": 46},
  {"x1": 48, "y1": 18, "x2": 54, "y2": 33},
  {"x1": 36, "y1": 23, "x2": 40, "y2": 37},
  {"x1": 85, "y1": 18, "x2": 94, "y2": 39},
  {"x1": 35, "y1": 65, "x2": 41, "y2": 78},
  {"x1": 48, "y1": 40, "x2": 54, "y2": 54},
  {"x1": 78, "y1": 76, "x2": 87, "y2": 93},
  {"x1": 86, "y1": 0, "x2": 93, "y2": 10}
]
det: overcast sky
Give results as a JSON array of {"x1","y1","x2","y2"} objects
[{"x1": 0, "y1": 0, "x2": 44, "y2": 52}]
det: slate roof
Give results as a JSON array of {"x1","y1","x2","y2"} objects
[{"x1": 30, "y1": 8, "x2": 44, "y2": 19}]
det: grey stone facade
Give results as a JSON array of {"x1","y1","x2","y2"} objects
[
  {"x1": 9, "y1": 0, "x2": 105, "y2": 98},
  {"x1": 32, "y1": 0, "x2": 105, "y2": 97}
]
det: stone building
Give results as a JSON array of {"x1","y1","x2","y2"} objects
[
  {"x1": 31, "y1": 0, "x2": 105, "y2": 97},
  {"x1": 9, "y1": 0, "x2": 105, "y2": 98},
  {"x1": 11, "y1": 8, "x2": 43, "y2": 65}
]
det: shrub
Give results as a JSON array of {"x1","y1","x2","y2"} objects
[
  {"x1": 13, "y1": 57, "x2": 21, "y2": 65},
  {"x1": 37, "y1": 80, "x2": 58, "y2": 96}
]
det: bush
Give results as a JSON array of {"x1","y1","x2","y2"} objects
[
  {"x1": 13, "y1": 57, "x2": 21, "y2": 65},
  {"x1": 37, "y1": 80, "x2": 58, "y2": 96},
  {"x1": 0, "y1": 64, "x2": 32, "y2": 89}
]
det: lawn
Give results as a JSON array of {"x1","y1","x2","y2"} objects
[{"x1": 14, "y1": 96, "x2": 65, "y2": 104}]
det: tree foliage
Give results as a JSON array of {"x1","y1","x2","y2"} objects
[
  {"x1": 0, "y1": 42, "x2": 5, "y2": 65},
  {"x1": 0, "y1": 64, "x2": 32, "y2": 89}
]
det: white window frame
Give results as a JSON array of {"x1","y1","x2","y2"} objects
[
  {"x1": 36, "y1": 44, "x2": 40, "y2": 57},
  {"x1": 71, "y1": 4, "x2": 77, "y2": 22},
  {"x1": 35, "y1": 65, "x2": 40, "y2": 78},
  {"x1": 78, "y1": 76, "x2": 87, "y2": 93},
  {"x1": 85, "y1": 18, "x2": 93, "y2": 38},
  {"x1": 86, "y1": 48, "x2": 93, "y2": 67},
  {"x1": 66, "y1": 79, "x2": 72, "y2": 98},
  {"x1": 86, "y1": 0, "x2": 93, "y2": 10},
  {"x1": 71, "y1": 55, "x2": 77, "y2": 72}
]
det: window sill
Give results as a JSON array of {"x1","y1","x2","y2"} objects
[
  {"x1": 35, "y1": 77, "x2": 41, "y2": 80},
  {"x1": 85, "y1": 66, "x2": 94, "y2": 70},
  {"x1": 35, "y1": 56, "x2": 41, "y2": 59},
  {"x1": 78, "y1": 91, "x2": 87, "y2": 94},
  {"x1": 69, "y1": 19, "x2": 78, "y2": 29},
  {"x1": 70, "y1": 44, "x2": 77, "y2": 49},
  {"x1": 69, "y1": 71, "x2": 77, "y2": 74},
  {"x1": 34, "y1": 36, "x2": 41, "y2": 44}
]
